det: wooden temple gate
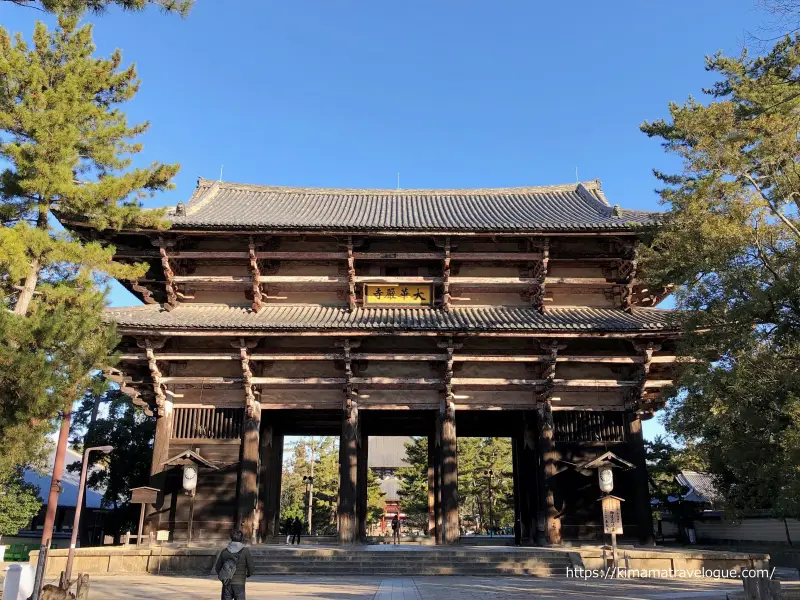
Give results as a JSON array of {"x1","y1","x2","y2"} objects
[{"x1": 72, "y1": 179, "x2": 679, "y2": 546}]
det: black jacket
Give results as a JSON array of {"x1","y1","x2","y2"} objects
[{"x1": 215, "y1": 544, "x2": 253, "y2": 585}]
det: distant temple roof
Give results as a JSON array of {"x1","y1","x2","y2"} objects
[
  {"x1": 107, "y1": 305, "x2": 679, "y2": 333},
  {"x1": 675, "y1": 470, "x2": 720, "y2": 505},
  {"x1": 163, "y1": 178, "x2": 657, "y2": 232},
  {"x1": 24, "y1": 447, "x2": 105, "y2": 509}
]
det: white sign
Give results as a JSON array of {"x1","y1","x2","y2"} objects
[{"x1": 156, "y1": 530, "x2": 170, "y2": 541}]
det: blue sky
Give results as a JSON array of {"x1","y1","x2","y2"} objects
[{"x1": 4, "y1": 0, "x2": 766, "y2": 439}]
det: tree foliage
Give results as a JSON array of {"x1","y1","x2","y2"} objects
[
  {"x1": 0, "y1": 15, "x2": 178, "y2": 476},
  {"x1": 280, "y1": 437, "x2": 340, "y2": 535},
  {"x1": 641, "y1": 34, "x2": 800, "y2": 518},
  {"x1": 3, "y1": 0, "x2": 192, "y2": 16},
  {"x1": 397, "y1": 436, "x2": 514, "y2": 534},
  {"x1": 646, "y1": 435, "x2": 708, "y2": 506},
  {"x1": 396, "y1": 437, "x2": 430, "y2": 530},
  {"x1": 458, "y1": 437, "x2": 514, "y2": 533},
  {"x1": 0, "y1": 467, "x2": 41, "y2": 539},
  {"x1": 67, "y1": 388, "x2": 154, "y2": 538}
]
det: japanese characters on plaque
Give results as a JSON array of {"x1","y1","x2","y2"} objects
[
  {"x1": 363, "y1": 283, "x2": 434, "y2": 307},
  {"x1": 601, "y1": 495, "x2": 624, "y2": 535}
]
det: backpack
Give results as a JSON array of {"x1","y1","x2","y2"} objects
[{"x1": 217, "y1": 549, "x2": 242, "y2": 584}]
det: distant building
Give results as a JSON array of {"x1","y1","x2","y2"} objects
[
  {"x1": 368, "y1": 437, "x2": 411, "y2": 533},
  {"x1": 10, "y1": 447, "x2": 108, "y2": 549},
  {"x1": 660, "y1": 471, "x2": 800, "y2": 547}
]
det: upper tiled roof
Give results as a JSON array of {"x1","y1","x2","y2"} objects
[
  {"x1": 165, "y1": 178, "x2": 658, "y2": 232},
  {"x1": 106, "y1": 304, "x2": 679, "y2": 333}
]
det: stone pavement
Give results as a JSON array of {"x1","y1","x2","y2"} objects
[{"x1": 77, "y1": 574, "x2": 755, "y2": 599}]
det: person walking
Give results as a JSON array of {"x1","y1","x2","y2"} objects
[
  {"x1": 215, "y1": 529, "x2": 254, "y2": 600},
  {"x1": 291, "y1": 516, "x2": 303, "y2": 545},
  {"x1": 283, "y1": 517, "x2": 293, "y2": 545},
  {"x1": 391, "y1": 514, "x2": 401, "y2": 545}
]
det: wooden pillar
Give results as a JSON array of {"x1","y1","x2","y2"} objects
[
  {"x1": 536, "y1": 401, "x2": 561, "y2": 545},
  {"x1": 338, "y1": 403, "x2": 359, "y2": 544},
  {"x1": 237, "y1": 403, "x2": 261, "y2": 542},
  {"x1": 258, "y1": 423, "x2": 283, "y2": 540},
  {"x1": 150, "y1": 400, "x2": 173, "y2": 477},
  {"x1": 627, "y1": 414, "x2": 655, "y2": 545},
  {"x1": 427, "y1": 435, "x2": 436, "y2": 538},
  {"x1": 357, "y1": 429, "x2": 369, "y2": 541},
  {"x1": 146, "y1": 399, "x2": 173, "y2": 535},
  {"x1": 440, "y1": 405, "x2": 459, "y2": 544}
]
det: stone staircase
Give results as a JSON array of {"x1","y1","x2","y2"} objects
[{"x1": 250, "y1": 546, "x2": 575, "y2": 577}]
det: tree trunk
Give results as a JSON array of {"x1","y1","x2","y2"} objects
[
  {"x1": 14, "y1": 257, "x2": 41, "y2": 316},
  {"x1": 14, "y1": 207, "x2": 48, "y2": 316}
]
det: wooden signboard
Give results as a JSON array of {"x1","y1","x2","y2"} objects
[
  {"x1": 131, "y1": 486, "x2": 160, "y2": 505},
  {"x1": 363, "y1": 283, "x2": 434, "y2": 307},
  {"x1": 602, "y1": 495, "x2": 623, "y2": 535}
]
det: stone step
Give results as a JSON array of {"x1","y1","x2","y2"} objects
[{"x1": 254, "y1": 566, "x2": 565, "y2": 575}]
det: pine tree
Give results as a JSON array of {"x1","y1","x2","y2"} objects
[
  {"x1": 0, "y1": 16, "x2": 178, "y2": 473},
  {"x1": 2, "y1": 0, "x2": 192, "y2": 15},
  {"x1": 397, "y1": 437, "x2": 430, "y2": 530},
  {"x1": 366, "y1": 467, "x2": 386, "y2": 527},
  {"x1": 641, "y1": 34, "x2": 800, "y2": 518}
]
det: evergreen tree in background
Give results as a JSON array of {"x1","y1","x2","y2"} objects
[
  {"x1": 0, "y1": 467, "x2": 41, "y2": 542},
  {"x1": 0, "y1": 15, "x2": 178, "y2": 478},
  {"x1": 366, "y1": 468, "x2": 386, "y2": 528},
  {"x1": 397, "y1": 437, "x2": 515, "y2": 534},
  {"x1": 458, "y1": 437, "x2": 514, "y2": 534},
  {"x1": 67, "y1": 389, "x2": 155, "y2": 542},
  {"x1": 641, "y1": 34, "x2": 800, "y2": 518},
  {"x1": 2, "y1": 0, "x2": 192, "y2": 15},
  {"x1": 396, "y1": 437, "x2": 430, "y2": 531}
]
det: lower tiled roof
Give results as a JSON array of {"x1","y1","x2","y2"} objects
[{"x1": 106, "y1": 304, "x2": 679, "y2": 333}]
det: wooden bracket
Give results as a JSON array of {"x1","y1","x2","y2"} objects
[
  {"x1": 132, "y1": 281, "x2": 157, "y2": 305},
  {"x1": 442, "y1": 236, "x2": 452, "y2": 312},
  {"x1": 630, "y1": 341, "x2": 662, "y2": 411},
  {"x1": 233, "y1": 338, "x2": 260, "y2": 417},
  {"x1": 342, "y1": 338, "x2": 360, "y2": 442},
  {"x1": 157, "y1": 237, "x2": 178, "y2": 311},
  {"x1": 346, "y1": 235, "x2": 357, "y2": 311},
  {"x1": 249, "y1": 237, "x2": 264, "y2": 312},
  {"x1": 138, "y1": 338, "x2": 169, "y2": 414}
]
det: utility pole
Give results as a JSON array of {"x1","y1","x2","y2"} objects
[
  {"x1": 32, "y1": 410, "x2": 71, "y2": 600},
  {"x1": 305, "y1": 438, "x2": 316, "y2": 535},
  {"x1": 485, "y1": 469, "x2": 494, "y2": 537}
]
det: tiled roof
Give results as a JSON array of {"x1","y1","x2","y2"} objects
[
  {"x1": 165, "y1": 178, "x2": 658, "y2": 232},
  {"x1": 106, "y1": 304, "x2": 679, "y2": 333},
  {"x1": 676, "y1": 471, "x2": 720, "y2": 504}
]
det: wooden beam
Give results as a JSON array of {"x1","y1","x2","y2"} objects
[
  {"x1": 452, "y1": 251, "x2": 543, "y2": 261},
  {"x1": 355, "y1": 252, "x2": 442, "y2": 260},
  {"x1": 118, "y1": 328, "x2": 681, "y2": 339},
  {"x1": 116, "y1": 351, "x2": 683, "y2": 364}
]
